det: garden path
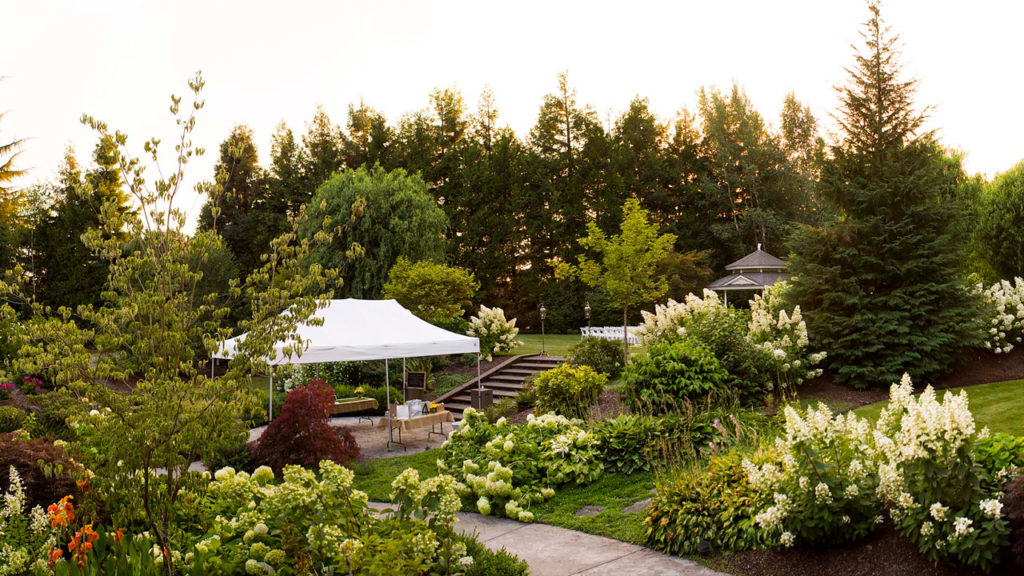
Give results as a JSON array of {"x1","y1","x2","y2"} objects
[{"x1": 369, "y1": 502, "x2": 727, "y2": 576}]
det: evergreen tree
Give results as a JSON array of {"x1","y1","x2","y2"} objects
[
  {"x1": 301, "y1": 106, "x2": 346, "y2": 193},
  {"x1": 974, "y1": 160, "x2": 1024, "y2": 279},
  {"x1": 344, "y1": 100, "x2": 393, "y2": 170},
  {"x1": 267, "y1": 121, "x2": 307, "y2": 214},
  {"x1": 0, "y1": 101, "x2": 26, "y2": 272},
  {"x1": 35, "y1": 141, "x2": 127, "y2": 310},
  {"x1": 786, "y1": 2, "x2": 977, "y2": 388}
]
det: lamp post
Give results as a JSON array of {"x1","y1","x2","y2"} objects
[
  {"x1": 584, "y1": 300, "x2": 591, "y2": 332},
  {"x1": 539, "y1": 303, "x2": 547, "y2": 356}
]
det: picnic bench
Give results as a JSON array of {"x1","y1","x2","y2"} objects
[{"x1": 378, "y1": 403, "x2": 454, "y2": 451}]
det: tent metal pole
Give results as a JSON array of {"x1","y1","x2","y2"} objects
[
  {"x1": 403, "y1": 358, "x2": 407, "y2": 399},
  {"x1": 210, "y1": 356, "x2": 214, "y2": 380},
  {"x1": 477, "y1": 353, "x2": 482, "y2": 391},
  {"x1": 386, "y1": 359, "x2": 392, "y2": 451},
  {"x1": 268, "y1": 370, "x2": 274, "y2": 423}
]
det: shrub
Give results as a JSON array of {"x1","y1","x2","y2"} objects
[
  {"x1": 568, "y1": 337, "x2": 625, "y2": 378},
  {"x1": 624, "y1": 339, "x2": 728, "y2": 411},
  {"x1": 594, "y1": 414, "x2": 658, "y2": 474},
  {"x1": 459, "y1": 534, "x2": 530, "y2": 576},
  {"x1": 637, "y1": 290, "x2": 769, "y2": 400},
  {"x1": 876, "y1": 376, "x2": 1010, "y2": 572},
  {"x1": 0, "y1": 405, "x2": 28, "y2": 433},
  {"x1": 0, "y1": 465, "x2": 72, "y2": 576},
  {"x1": 743, "y1": 403, "x2": 884, "y2": 548},
  {"x1": 251, "y1": 381, "x2": 360, "y2": 471},
  {"x1": 975, "y1": 433, "x2": 1024, "y2": 479},
  {"x1": 646, "y1": 451, "x2": 777, "y2": 556},
  {"x1": 467, "y1": 305, "x2": 521, "y2": 361},
  {"x1": 483, "y1": 397, "x2": 518, "y2": 422},
  {"x1": 434, "y1": 373, "x2": 470, "y2": 397},
  {"x1": 201, "y1": 429, "x2": 253, "y2": 473},
  {"x1": 0, "y1": 431, "x2": 82, "y2": 510},
  {"x1": 0, "y1": 381, "x2": 13, "y2": 400},
  {"x1": 439, "y1": 409, "x2": 602, "y2": 520},
  {"x1": 533, "y1": 363, "x2": 607, "y2": 420},
  {"x1": 977, "y1": 278, "x2": 1024, "y2": 353},
  {"x1": 332, "y1": 384, "x2": 402, "y2": 414},
  {"x1": 514, "y1": 378, "x2": 536, "y2": 411},
  {"x1": 747, "y1": 282, "x2": 826, "y2": 392}
]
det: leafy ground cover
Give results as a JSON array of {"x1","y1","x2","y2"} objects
[
  {"x1": 853, "y1": 379, "x2": 1024, "y2": 436},
  {"x1": 350, "y1": 447, "x2": 655, "y2": 544}
]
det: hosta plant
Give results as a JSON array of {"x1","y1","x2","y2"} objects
[{"x1": 466, "y1": 306, "x2": 521, "y2": 361}]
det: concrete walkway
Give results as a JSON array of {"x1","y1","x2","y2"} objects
[
  {"x1": 455, "y1": 512, "x2": 725, "y2": 575},
  {"x1": 368, "y1": 503, "x2": 724, "y2": 575}
]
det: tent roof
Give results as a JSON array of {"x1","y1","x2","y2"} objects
[{"x1": 213, "y1": 299, "x2": 479, "y2": 365}]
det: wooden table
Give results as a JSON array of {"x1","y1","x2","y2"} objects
[
  {"x1": 330, "y1": 397, "x2": 378, "y2": 424},
  {"x1": 378, "y1": 403, "x2": 454, "y2": 450}
]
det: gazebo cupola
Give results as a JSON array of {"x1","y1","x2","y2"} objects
[{"x1": 706, "y1": 244, "x2": 789, "y2": 305}]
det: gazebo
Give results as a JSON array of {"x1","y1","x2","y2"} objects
[{"x1": 706, "y1": 244, "x2": 789, "y2": 306}]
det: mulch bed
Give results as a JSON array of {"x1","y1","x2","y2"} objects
[{"x1": 713, "y1": 521, "x2": 993, "y2": 576}]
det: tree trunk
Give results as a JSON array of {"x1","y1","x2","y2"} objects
[{"x1": 623, "y1": 306, "x2": 629, "y2": 364}]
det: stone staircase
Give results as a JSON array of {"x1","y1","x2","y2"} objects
[{"x1": 436, "y1": 354, "x2": 565, "y2": 419}]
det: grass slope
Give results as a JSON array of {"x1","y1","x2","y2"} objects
[
  {"x1": 853, "y1": 379, "x2": 1024, "y2": 436},
  {"x1": 350, "y1": 448, "x2": 654, "y2": 545}
]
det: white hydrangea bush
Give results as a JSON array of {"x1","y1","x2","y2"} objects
[
  {"x1": 636, "y1": 289, "x2": 728, "y2": 346},
  {"x1": 742, "y1": 405, "x2": 883, "y2": 547},
  {"x1": 743, "y1": 374, "x2": 1012, "y2": 571},
  {"x1": 874, "y1": 375, "x2": 1009, "y2": 572},
  {"x1": 748, "y1": 282, "x2": 826, "y2": 392},
  {"x1": 977, "y1": 278, "x2": 1024, "y2": 353},
  {"x1": 438, "y1": 409, "x2": 602, "y2": 522},
  {"x1": 467, "y1": 305, "x2": 522, "y2": 361}
]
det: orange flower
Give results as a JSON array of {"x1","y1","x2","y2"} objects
[
  {"x1": 48, "y1": 495, "x2": 75, "y2": 529},
  {"x1": 113, "y1": 527, "x2": 125, "y2": 544},
  {"x1": 70, "y1": 523, "x2": 99, "y2": 567},
  {"x1": 48, "y1": 548, "x2": 64, "y2": 566}
]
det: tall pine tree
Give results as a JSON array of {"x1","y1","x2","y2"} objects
[{"x1": 786, "y1": 2, "x2": 976, "y2": 388}]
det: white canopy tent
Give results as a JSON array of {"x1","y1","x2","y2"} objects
[{"x1": 212, "y1": 298, "x2": 481, "y2": 449}]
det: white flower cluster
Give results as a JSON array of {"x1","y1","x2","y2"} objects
[
  {"x1": 978, "y1": 278, "x2": 1024, "y2": 353},
  {"x1": 748, "y1": 283, "x2": 826, "y2": 391},
  {"x1": 636, "y1": 289, "x2": 726, "y2": 346},
  {"x1": 467, "y1": 305, "x2": 522, "y2": 361}
]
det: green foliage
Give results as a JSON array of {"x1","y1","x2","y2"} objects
[
  {"x1": 466, "y1": 305, "x2": 521, "y2": 361},
  {"x1": 786, "y1": 3, "x2": 978, "y2": 388},
  {"x1": 458, "y1": 535, "x2": 529, "y2": 576},
  {"x1": 556, "y1": 198, "x2": 676, "y2": 359},
  {"x1": 383, "y1": 257, "x2": 479, "y2": 330},
  {"x1": 645, "y1": 451, "x2": 776, "y2": 556},
  {"x1": 593, "y1": 414, "x2": 659, "y2": 474},
  {"x1": 533, "y1": 363, "x2": 607, "y2": 420},
  {"x1": 624, "y1": 339, "x2": 729, "y2": 411},
  {"x1": 482, "y1": 398, "x2": 518, "y2": 422},
  {"x1": 439, "y1": 409, "x2": 603, "y2": 520},
  {"x1": 0, "y1": 405, "x2": 27, "y2": 433},
  {"x1": 975, "y1": 433, "x2": 1024, "y2": 478},
  {"x1": 975, "y1": 161, "x2": 1024, "y2": 279},
  {"x1": 432, "y1": 373, "x2": 469, "y2": 397},
  {"x1": 567, "y1": 337, "x2": 625, "y2": 378},
  {"x1": 303, "y1": 165, "x2": 448, "y2": 298}
]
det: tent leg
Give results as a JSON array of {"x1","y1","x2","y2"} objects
[
  {"x1": 268, "y1": 371, "x2": 274, "y2": 423},
  {"x1": 386, "y1": 360, "x2": 393, "y2": 452},
  {"x1": 403, "y1": 358, "x2": 407, "y2": 400},
  {"x1": 724, "y1": 292, "x2": 728, "y2": 307},
  {"x1": 477, "y1": 354, "x2": 482, "y2": 391},
  {"x1": 210, "y1": 357, "x2": 214, "y2": 380}
]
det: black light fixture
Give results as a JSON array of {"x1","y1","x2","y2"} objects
[
  {"x1": 539, "y1": 303, "x2": 547, "y2": 355},
  {"x1": 584, "y1": 300, "x2": 591, "y2": 331}
]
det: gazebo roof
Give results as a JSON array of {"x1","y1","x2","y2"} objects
[
  {"x1": 706, "y1": 271, "x2": 790, "y2": 291},
  {"x1": 725, "y1": 245, "x2": 787, "y2": 271}
]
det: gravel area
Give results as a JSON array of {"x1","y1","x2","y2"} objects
[{"x1": 248, "y1": 414, "x2": 452, "y2": 460}]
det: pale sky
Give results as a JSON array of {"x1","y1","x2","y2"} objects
[{"x1": 2, "y1": 0, "x2": 1021, "y2": 227}]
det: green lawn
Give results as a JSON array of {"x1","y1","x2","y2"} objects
[
  {"x1": 506, "y1": 333, "x2": 584, "y2": 356},
  {"x1": 350, "y1": 448, "x2": 654, "y2": 545},
  {"x1": 509, "y1": 333, "x2": 646, "y2": 358},
  {"x1": 853, "y1": 379, "x2": 1024, "y2": 436}
]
